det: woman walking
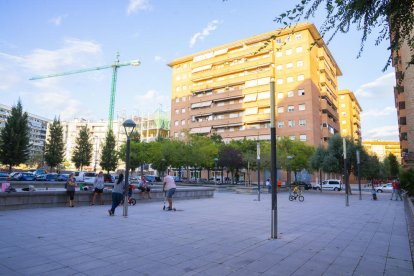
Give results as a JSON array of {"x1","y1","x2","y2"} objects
[
  {"x1": 108, "y1": 173, "x2": 124, "y2": 216},
  {"x1": 91, "y1": 171, "x2": 105, "y2": 205},
  {"x1": 66, "y1": 173, "x2": 77, "y2": 207}
]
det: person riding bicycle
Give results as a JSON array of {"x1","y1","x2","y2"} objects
[{"x1": 292, "y1": 185, "x2": 300, "y2": 196}]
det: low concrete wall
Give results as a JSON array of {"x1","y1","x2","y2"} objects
[
  {"x1": 0, "y1": 187, "x2": 214, "y2": 210},
  {"x1": 404, "y1": 196, "x2": 414, "y2": 269}
]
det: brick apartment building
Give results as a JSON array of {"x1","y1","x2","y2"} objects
[
  {"x1": 168, "y1": 23, "x2": 342, "y2": 147},
  {"x1": 338, "y1": 89, "x2": 362, "y2": 143}
]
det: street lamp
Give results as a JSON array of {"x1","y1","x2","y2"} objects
[
  {"x1": 270, "y1": 78, "x2": 278, "y2": 239},
  {"x1": 93, "y1": 136, "x2": 99, "y2": 172},
  {"x1": 343, "y1": 138, "x2": 349, "y2": 207},
  {"x1": 214, "y1": 157, "x2": 218, "y2": 184},
  {"x1": 122, "y1": 119, "x2": 136, "y2": 217},
  {"x1": 356, "y1": 150, "x2": 361, "y2": 200},
  {"x1": 257, "y1": 142, "x2": 261, "y2": 201},
  {"x1": 287, "y1": 155, "x2": 293, "y2": 190}
]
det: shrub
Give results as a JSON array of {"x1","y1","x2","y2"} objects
[{"x1": 400, "y1": 169, "x2": 414, "y2": 196}]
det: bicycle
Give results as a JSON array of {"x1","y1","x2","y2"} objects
[
  {"x1": 120, "y1": 196, "x2": 136, "y2": 206},
  {"x1": 289, "y1": 186, "x2": 304, "y2": 202}
]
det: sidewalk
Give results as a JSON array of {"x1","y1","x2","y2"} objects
[{"x1": 0, "y1": 191, "x2": 412, "y2": 275}]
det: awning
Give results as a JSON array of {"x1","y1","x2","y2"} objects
[
  {"x1": 189, "y1": 126, "x2": 212, "y2": 134},
  {"x1": 244, "y1": 93, "x2": 257, "y2": 102},
  {"x1": 191, "y1": 100, "x2": 212, "y2": 109},
  {"x1": 212, "y1": 123, "x2": 243, "y2": 129}
]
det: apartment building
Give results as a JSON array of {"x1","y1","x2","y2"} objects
[
  {"x1": 0, "y1": 103, "x2": 49, "y2": 158},
  {"x1": 132, "y1": 108, "x2": 170, "y2": 143},
  {"x1": 392, "y1": 32, "x2": 414, "y2": 169},
  {"x1": 338, "y1": 90, "x2": 362, "y2": 143},
  {"x1": 168, "y1": 23, "x2": 342, "y2": 146},
  {"x1": 362, "y1": 140, "x2": 401, "y2": 163}
]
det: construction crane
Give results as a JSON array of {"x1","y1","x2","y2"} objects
[{"x1": 30, "y1": 52, "x2": 140, "y2": 129}]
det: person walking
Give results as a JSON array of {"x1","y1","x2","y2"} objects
[
  {"x1": 163, "y1": 171, "x2": 176, "y2": 211},
  {"x1": 266, "y1": 178, "x2": 271, "y2": 193},
  {"x1": 108, "y1": 173, "x2": 124, "y2": 216},
  {"x1": 66, "y1": 173, "x2": 77, "y2": 207},
  {"x1": 391, "y1": 179, "x2": 402, "y2": 201},
  {"x1": 91, "y1": 171, "x2": 105, "y2": 205}
]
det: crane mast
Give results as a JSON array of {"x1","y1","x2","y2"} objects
[{"x1": 30, "y1": 52, "x2": 140, "y2": 130}]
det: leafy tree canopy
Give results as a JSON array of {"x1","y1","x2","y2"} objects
[
  {"x1": 44, "y1": 117, "x2": 65, "y2": 171},
  {"x1": 71, "y1": 125, "x2": 93, "y2": 171}
]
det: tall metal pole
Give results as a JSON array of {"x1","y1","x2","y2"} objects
[
  {"x1": 270, "y1": 80, "x2": 278, "y2": 239},
  {"x1": 356, "y1": 150, "x2": 362, "y2": 200},
  {"x1": 123, "y1": 136, "x2": 131, "y2": 217},
  {"x1": 343, "y1": 138, "x2": 349, "y2": 207},
  {"x1": 257, "y1": 142, "x2": 261, "y2": 201}
]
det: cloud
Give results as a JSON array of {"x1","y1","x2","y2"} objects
[
  {"x1": 133, "y1": 89, "x2": 169, "y2": 113},
  {"x1": 189, "y1": 20, "x2": 220, "y2": 48},
  {"x1": 127, "y1": 0, "x2": 151, "y2": 14},
  {"x1": 49, "y1": 15, "x2": 67, "y2": 26},
  {"x1": 0, "y1": 65, "x2": 19, "y2": 91},
  {"x1": 361, "y1": 106, "x2": 396, "y2": 118},
  {"x1": 154, "y1": 55, "x2": 165, "y2": 62},
  {"x1": 355, "y1": 72, "x2": 395, "y2": 98},
  {"x1": 363, "y1": 125, "x2": 399, "y2": 140}
]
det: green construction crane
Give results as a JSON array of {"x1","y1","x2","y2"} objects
[{"x1": 30, "y1": 52, "x2": 140, "y2": 129}]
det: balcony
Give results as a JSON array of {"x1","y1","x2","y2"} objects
[
  {"x1": 243, "y1": 114, "x2": 271, "y2": 124},
  {"x1": 191, "y1": 89, "x2": 243, "y2": 103},
  {"x1": 190, "y1": 116, "x2": 243, "y2": 129},
  {"x1": 321, "y1": 100, "x2": 338, "y2": 119}
]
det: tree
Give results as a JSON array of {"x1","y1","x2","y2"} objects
[
  {"x1": 275, "y1": 0, "x2": 414, "y2": 71},
  {"x1": 218, "y1": 145, "x2": 244, "y2": 184},
  {"x1": 0, "y1": 100, "x2": 30, "y2": 172},
  {"x1": 310, "y1": 146, "x2": 327, "y2": 190},
  {"x1": 71, "y1": 125, "x2": 93, "y2": 171},
  {"x1": 44, "y1": 118, "x2": 65, "y2": 171},
  {"x1": 387, "y1": 153, "x2": 400, "y2": 179},
  {"x1": 100, "y1": 129, "x2": 118, "y2": 173}
]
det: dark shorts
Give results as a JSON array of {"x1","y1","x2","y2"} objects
[
  {"x1": 139, "y1": 186, "x2": 150, "y2": 192},
  {"x1": 166, "y1": 188, "x2": 176, "y2": 198},
  {"x1": 67, "y1": 190, "x2": 75, "y2": 200},
  {"x1": 94, "y1": 188, "x2": 104, "y2": 194}
]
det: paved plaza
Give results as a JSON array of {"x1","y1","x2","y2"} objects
[{"x1": 0, "y1": 190, "x2": 412, "y2": 275}]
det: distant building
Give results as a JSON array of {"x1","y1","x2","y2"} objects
[
  {"x1": 168, "y1": 22, "x2": 342, "y2": 146},
  {"x1": 338, "y1": 90, "x2": 362, "y2": 143},
  {"x1": 392, "y1": 29, "x2": 414, "y2": 168},
  {"x1": 132, "y1": 107, "x2": 170, "y2": 142},
  {"x1": 0, "y1": 103, "x2": 50, "y2": 159},
  {"x1": 362, "y1": 140, "x2": 401, "y2": 163}
]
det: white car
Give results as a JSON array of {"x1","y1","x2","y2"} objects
[
  {"x1": 74, "y1": 171, "x2": 96, "y2": 183},
  {"x1": 313, "y1": 179, "x2": 343, "y2": 191},
  {"x1": 375, "y1": 183, "x2": 393, "y2": 193}
]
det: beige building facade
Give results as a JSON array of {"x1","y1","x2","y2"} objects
[
  {"x1": 338, "y1": 90, "x2": 362, "y2": 143},
  {"x1": 392, "y1": 32, "x2": 414, "y2": 168},
  {"x1": 168, "y1": 23, "x2": 342, "y2": 146},
  {"x1": 362, "y1": 140, "x2": 401, "y2": 163}
]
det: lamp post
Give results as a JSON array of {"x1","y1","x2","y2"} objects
[
  {"x1": 93, "y1": 136, "x2": 99, "y2": 172},
  {"x1": 214, "y1": 158, "x2": 218, "y2": 184},
  {"x1": 287, "y1": 156, "x2": 293, "y2": 190},
  {"x1": 257, "y1": 142, "x2": 261, "y2": 201},
  {"x1": 122, "y1": 119, "x2": 136, "y2": 217},
  {"x1": 343, "y1": 138, "x2": 349, "y2": 207},
  {"x1": 356, "y1": 150, "x2": 361, "y2": 200},
  {"x1": 270, "y1": 79, "x2": 278, "y2": 239}
]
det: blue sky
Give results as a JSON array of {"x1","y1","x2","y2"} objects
[{"x1": 0, "y1": 0, "x2": 398, "y2": 141}]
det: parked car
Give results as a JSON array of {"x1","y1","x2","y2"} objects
[
  {"x1": 0, "y1": 172, "x2": 9, "y2": 178},
  {"x1": 12, "y1": 172, "x2": 35, "y2": 181},
  {"x1": 56, "y1": 174, "x2": 69, "y2": 181},
  {"x1": 313, "y1": 179, "x2": 343, "y2": 191},
  {"x1": 32, "y1": 169, "x2": 47, "y2": 178},
  {"x1": 291, "y1": 181, "x2": 312, "y2": 190},
  {"x1": 104, "y1": 174, "x2": 115, "y2": 183},
  {"x1": 144, "y1": 175, "x2": 161, "y2": 183},
  {"x1": 83, "y1": 172, "x2": 97, "y2": 184},
  {"x1": 375, "y1": 183, "x2": 393, "y2": 193},
  {"x1": 36, "y1": 173, "x2": 58, "y2": 181}
]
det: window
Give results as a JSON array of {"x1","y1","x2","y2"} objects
[
  {"x1": 276, "y1": 38, "x2": 282, "y2": 43},
  {"x1": 175, "y1": 109, "x2": 179, "y2": 114},
  {"x1": 297, "y1": 60, "x2": 304, "y2": 67},
  {"x1": 299, "y1": 134, "x2": 307, "y2": 141},
  {"x1": 276, "y1": 52, "x2": 282, "y2": 58},
  {"x1": 296, "y1": 46, "x2": 303, "y2": 53},
  {"x1": 229, "y1": 113, "x2": 239, "y2": 118},
  {"x1": 276, "y1": 65, "x2": 283, "y2": 71},
  {"x1": 278, "y1": 107, "x2": 284, "y2": 113},
  {"x1": 295, "y1": 34, "x2": 302, "y2": 40},
  {"x1": 298, "y1": 89, "x2": 305, "y2": 96},
  {"x1": 340, "y1": 95, "x2": 345, "y2": 99},
  {"x1": 182, "y1": 96, "x2": 186, "y2": 102},
  {"x1": 174, "y1": 120, "x2": 179, "y2": 126},
  {"x1": 286, "y1": 63, "x2": 293, "y2": 69},
  {"x1": 342, "y1": 129, "x2": 347, "y2": 133},
  {"x1": 298, "y1": 74, "x2": 305, "y2": 81},
  {"x1": 288, "y1": 91, "x2": 294, "y2": 97},
  {"x1": 299, "y1": 119, "x2": 306, "y2": 126},
  {"x1": 174, "y1": 132, "x2": 179, "y2": 138},
  {"x1": 342, "y1": 120, "x2": 347, "y2": 124},
  {"x1": 288, "y1": 105, "x2": 294, "y2": 112},
  {"x1": 258, "y1": 91, "x2": 270, "y2": 100},
  {"x1": 277, "y1": 78, "x2": 283, "y2": 84},
  {"x1": 278, "y1": 121, "x2": 284, "y2": 128},
  {"x1": 176, "y1": 75, "x2": 181, "y2": 81},
  {"x1": 342, "y1": 112, "x2": 346, "y2": 116},
  {"x1": 288, "y1": 120, "x2": 295, "y2": 127},
  {"x1": 278, "y1": 92, "x2": 284, "y2": 99},
  {"x1": 287, "y1": 77, "x2": 294, "y2": 83},
  {"x1": 341, "y1": 103, "x2": 346, "y2": 108},
  {"x1": 285, "y1": 36, "x2": 291, "y2": 42},
  {"x1": 182, "y1": 108, "x2": 186, "y2": 114},
  {"x1": 286, "y1": 49, "x2": 292, "y2": 55},
  {"x1": 400, "y1": 117, "x2": 407, "y2": 125},
  {"x1": 217, "y1": 102, "x2": 224, "y2": 107},
  {"x1": 298, "y1": 104, "x2": 305, "y2": 111},
  {"x1": 289, "y1": 136, "x2": 295, "y2": 140},
  {"x1": 175, "y1": 87, "x2": 181, "y2": 92},
  {"x1": 245, "y1": 107, "x2": 258, "y2": 115},
  {"x1": 181, "y1": 120, "x2": 185, "y2": 126}
]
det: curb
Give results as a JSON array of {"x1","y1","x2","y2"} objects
[{"x1": 404, "y1": 196, "x2": 414, "y2": 270}]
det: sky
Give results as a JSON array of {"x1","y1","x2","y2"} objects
[{"x1": 0, "y1": 0, "x2": 398, "y2": 141}]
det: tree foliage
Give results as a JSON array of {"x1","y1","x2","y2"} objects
[
  {"x1": 100, "y1": 129, "x2": 118, "y2": 173},
  {"x1": 71, "y1": 125, "x2": 93, "y2": 171},
  {"x1": 275, "y1": 0, "x2": 414, "y2": 70},
  {"x1": 44, "y1": 118, "x2": 65, "y2": 171},
  {"x1": 0, "y1": 100, "x2": 30, "y2": 172}
]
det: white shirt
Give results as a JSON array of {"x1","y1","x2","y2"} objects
[{"x1": 163, "y1": 175, "x2": 176, "y2": 190}]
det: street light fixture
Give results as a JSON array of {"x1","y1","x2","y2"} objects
[
  {"x1": 356, "y1": 150, "x2": 361, "y2": 200},
  {"x1": 122, "y1": 119, "x2": 136, "y2": 217},
  {"x1": 287, "y1": 155, "x2": 293, "y2": 189},
  {"x1": 257, "y1": 142, "x2": 261, "y2": 201},
  {"x1": 214, "y1": 158, "x2": 218, "y2": 184},
  {"x1": 93, "y1": 136, "x2": 99, "y2": 172}
]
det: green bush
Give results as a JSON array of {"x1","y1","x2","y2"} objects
[{"x1": 400, "y1": 169, "x2": 414, "y2": 196}]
